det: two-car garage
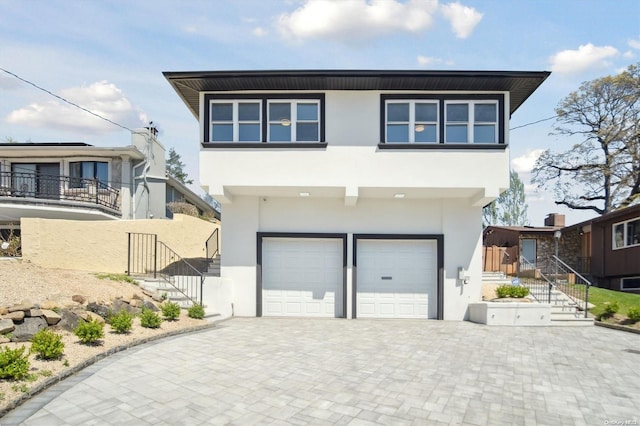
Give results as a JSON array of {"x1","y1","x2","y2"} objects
[{"x1": 258, "y1": 233, "x2": 442, "y2": 319}]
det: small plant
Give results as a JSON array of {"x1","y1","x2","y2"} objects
[
  {"x1": 161, "y1": 292, "x2": 168, "y2": 301},
  {"x1": 74, "y1": 315, "x2": 105, "y2": 344},
  {"x1": 109, "y1": 309, "x2": 134, "y2": 334},
  {"x1": 0, "y1": 346, "x2": 30, "y2": 380},
  {"x1": 30, "y1": 329, "x2": 65, "y2": 360},
  {"x1": 140, "y1": 308, "x2": 162, "y2": 329},
  {"x1": 39, "y1": 370, "x2": 53, "y2": 377},
  {"x1": 96, "y1": 273, "x2": 138, "y2": 285},
  {"x1": 495, "y1": 285, "x2": 530, "y2": 299},
  {"x1": 63, "y1": 359, "x2": 70, "y2": 367},
  {"x1": 626, "y1": 306, "x2": 640, "y2": 323},
  {"x1": 600, "y1": 301, "x2": 620, "y2": 319},
  {"x1": 11, "y1": 383, "x2": 28, "y2": 393},
  {"x1": 161, "y1": 301, "x2": 181, "y2": 321},
  {"x1": 26, "y1": 373, "x2": 37, "y2": 382},
  {"x1": 187, "y1": 304, "x2": 205, "y2": 320}
]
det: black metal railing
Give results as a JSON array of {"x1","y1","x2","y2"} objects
[
  {"x1": 205, "y1": 228, "x2": 219, "y2": 262},
  {"x1": 518, "y1": 255, "x2": 591, "y2": 318},
  {"x1": 0, "y1": 171, "x2": 120, "y2": 212},
  {"x1": 126, "y1": 232, "x2": 204, "y2": 305}
]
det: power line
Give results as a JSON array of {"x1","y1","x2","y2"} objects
[
  {"x1": 509, "y1": 115, "x2": 557, "y2": 131},
  {"x1": 0, "y1": 67, "x2": 137, "y2": 134}
]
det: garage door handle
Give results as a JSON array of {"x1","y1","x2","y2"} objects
[{"x1": 381, "y1": 276, "x2": 392, "y2": 280}]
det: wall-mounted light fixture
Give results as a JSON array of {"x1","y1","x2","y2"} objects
[{"x1": 280, "y1": 119, "x2": 291, "y2": 127}]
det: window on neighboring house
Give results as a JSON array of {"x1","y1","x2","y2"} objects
[
  {"x1": 386, "y1": 101, "x2": 438, "y2": 143},
  {"x1": 445, "y1": 101, "x2": 498, "y2": 144},
  {"x1": 210, "y1": 100, "x2": 262, "y2": 142},
  {"x1": 613, "y1": 217, "x2": 640, "y2": 249},
  {"x1": 621, "y1": 276, "x2": 640, "y2": 290},
  {"x1": 268, "y1": 100, "x2": 319, "y2": 142},
  {"x1": 69, "y1": 161, "x2": 108, "y2": 188},
  {"x1": 205, "y1": 94, "x2": 324, "y2": 144}
]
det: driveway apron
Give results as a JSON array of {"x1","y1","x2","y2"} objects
[{"x1": 2, "y1": 318, "x2": 639, "y2": 425}]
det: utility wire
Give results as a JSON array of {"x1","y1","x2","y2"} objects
[
  {"x1": 0, "y1": 67, "x2": 137, "y2": 134},
  {"x1": 509, "y1": 115, "x2": 557, "y2": 131}
]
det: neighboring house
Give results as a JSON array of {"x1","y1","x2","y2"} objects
[
  {"x1": 165, "y1": 69, "x2": 549, "y2": 320},
  {"x1": 564, "y1": 204, "x2": 640, "y2": 292},
  {"x1": 483, "y1": 213, "x2": 568, "y2": 274},
  {"x1": 0, "y1": 127, "x2": 219, "y2": 239}
]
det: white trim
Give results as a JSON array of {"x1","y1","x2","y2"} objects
[
  {"x1": 267, "y1": 99, "x2": 320, "y2": 142},
  {"x1": 612, "y1": 216, "x2": 640, "y2": 250},
  {"x1": 621, "y1": 276, "x2": 640, "y2": 290},
  {"x1": 210, "y1": 99, "x2": 263, "y2": 142},
  {"x1": 385, "y1": 100, "x2": 439, "y2": 143},
  {"x1": 444, "y1": 100, "x2": 498, "y2": 144}
]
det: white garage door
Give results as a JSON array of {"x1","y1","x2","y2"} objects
[
  {"x1": 357, "y1": 239, "x2": 437, "y2": 319},
  {"x1": 262, "y1": 238, "x2": 343, "y2": 317}
]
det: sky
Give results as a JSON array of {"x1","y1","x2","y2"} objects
[{"x1": 1, "y1": 0, "x2": 639, "y2": 226}]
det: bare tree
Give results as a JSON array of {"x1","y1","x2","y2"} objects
[{"x1": 532, "y1": 63, "x2": 640, "y2": 215}]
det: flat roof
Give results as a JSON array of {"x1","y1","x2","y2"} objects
[{"x1": 164, "y1": 69, "x2": 551, "y2": 119}]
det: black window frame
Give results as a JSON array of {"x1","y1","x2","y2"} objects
[
  {"x1": 203, "y1": 93, "x2": 326, "y2": 147},
  {"x1": 379, "y1": 94, "x2": 506, "y2": 149},
  {"x1": 69, "y1": 161, "x2": 109, "y2": 188}
]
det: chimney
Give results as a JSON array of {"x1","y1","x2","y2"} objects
[{"x1": 544, "y1": 213, "x2": 565, "y2": 227}]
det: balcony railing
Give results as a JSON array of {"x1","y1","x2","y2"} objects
[{"x1": 0, "y1": 171, "x2": 121, "y2": 213}]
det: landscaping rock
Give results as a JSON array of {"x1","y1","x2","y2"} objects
[
  {"x1": 77, "y1": 310, "x2": 105, "y2": 324},
  {"x1": 0, "y1": 336, "x2": 10, "y2": 344},
  {"x1": 0, "y1": 307, "x2": 8, "y2": 315},
  {"x1": 12, "y1": 317, "x2": 47, "y2": 342},
  {"x1": 72, "y1": 294, "x2": 87, "y2": 304},
  {"x1": 40, "y1": 300, "x2": 58, "y2": 310},
  {"x1": 132, "y1": 293, "x2": 143, "y2": 300},
  {"x1": 112, "y1": 299, "x2": 140, "y2": 316},
  {"x1": 28, "y1": 309, "x2": 44, "y2": 317},
  {"x1": 0, "y1": 318, "x2": 15, "y2": 334},
  {"x1": 3, "y1": 310, "x2": 25, "y2": 321},
  {"x1": 142, "y1": 300, "x2": 159, "y2": 312},
  {"x1": 130, "y1": 299, "x2": 143, "y2": 308},
  {"x1": 57, "y1": 309, "x2": 81, "y2": 332},
  {"x1": 41, "y1": 309, "x2": 62, "y2": 325},
  {"x1": 8, "y1": 303, "x2": 33, "y2": 313},
  {"x1": 87, "y1": 302, "x2": 112, "y2": 319}
]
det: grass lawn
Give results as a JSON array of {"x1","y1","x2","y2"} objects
[{"x1": 586, "y1": 286, "x2": 640, "y2": 318}]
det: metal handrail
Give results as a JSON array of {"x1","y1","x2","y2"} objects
[
  {"x1": 518, "y1": 256, "x2": 554, "y2": 304},
  {"x1": 550, "y1": 255, "x2": 591, "y2": 318},
  {"x1": 0, "y1": 171, "x2": 120, "y2": 212}
]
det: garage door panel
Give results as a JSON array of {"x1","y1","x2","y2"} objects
[
  {"x1": 357, "y1": 239, "x2": 437, "y2": 319},
  {"x1": 263, "y1": 238, "x2": 343, "y2": 318}
]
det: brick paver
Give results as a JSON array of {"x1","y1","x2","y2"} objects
[{"x1": 2, "y1": 318, "x2": 639, "y2": 425}]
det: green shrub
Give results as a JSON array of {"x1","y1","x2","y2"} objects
[
  {"x1": 0, "y1": 346, "x2": 30, "y2": 380},
  {"x1": 495, "y1": 285, "x2": 530, "y2": 299},
  {"x1": 140, "y1": 308, "x2": 162, "y2": 329},
  {"x1": 187, "y1": 304, "x2": 205, "y2": 319},
  {"x1": 109, "y1": 310, "x2": 134, "y2": 334},
  {"x1": 30, "y1": 329, "x2": 65, "y2": 360},
  {"x1": 161, "y1": 301, "x2": 181, "y2": 321},
  {"x1": 626, "y1": 306, "x2": 640, "y2": 323},
  {"x1": 74, "y1": 315, "x2": 105, "y2": 344},
  {"x1": 601, "y1": 301, "x2": 620, "y2": 319}
]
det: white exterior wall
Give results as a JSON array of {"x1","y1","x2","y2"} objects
[{"x1": 202, "y1": 89, "x2": 510, "y2": 320}]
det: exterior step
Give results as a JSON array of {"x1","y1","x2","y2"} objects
[{"x1": 549, "y1": 317, "x2": 594, "y2": 326}]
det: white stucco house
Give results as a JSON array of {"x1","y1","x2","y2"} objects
[{"x1": 165, "y1": 70, "x2": 549, "y2": 320}]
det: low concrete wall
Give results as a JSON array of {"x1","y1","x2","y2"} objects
[
  {"x1": 469, "y1": 302, "x2": 551, "y2": 326},
  {"x1": 202, "y1": 276, "x2": 234, "y2": 320},
  {"x1": 21, "y1": 214, "x2": 218, "y2": 274}
]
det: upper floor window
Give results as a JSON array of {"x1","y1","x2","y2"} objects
[
  {"x1": 70, "y1": 161, "x2": 108, "y2": 188},
  {"x1": 381, "y1": 95, "x2": 504, "y2": 147},
  {"x1": 204, "y1": 94, "x2": 325, "y2": 144},
  {"x1": 386, "y1": 101, "x2": 438, "y2": 143},
  {"x1": 445, "y1": 101, "x2": 498, "y2": 144},
  {"x1": 613, "y1": 217, "x2": 640, "y2": 249}
]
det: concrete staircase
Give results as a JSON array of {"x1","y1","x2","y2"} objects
[{"x1": 207, "y1": 255, "x2": 221, "y2": 277}]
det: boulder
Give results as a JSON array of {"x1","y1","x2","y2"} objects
[
  {"x1": 28, "y1": 309, "x2": 44, "y2": 318},
  {"x1": 112, "y1": 299, "x2": 140, "y2": 316},
  {"x1": 142, "y1": 300, "x2": 159, "y2": 312},
  {"x1": 0, "y1": 306, "x2": 8, "y2": 315},
  {"x1": 12, "y1": 317, "x2": 47, "y2": 342},
  {"x1": 40, "y1": 300, "x2": 58, "y2": 310},
  {"x1": 77, "y1": 311, "x2": 105, "y2": 324},
  {"x1": 0, "y1": 318, "x2": 15, "y2": 334},
  {"x1": 41, "y1": 309, "x2": 62, "y2": 325},
  {"x1": 132, "y1": 293, "x2": 143, "y2": 301},
  {"x1": 3, "y1": 310, "x2": 25, "y2": 321},
  {"x1": 72, "y1": 294, "x2": 87, "y2": 304},
  {"x1": 130, "y1": 299, "x2": 143, "y2": 308},
  {"x1": 87, "y1": 302, "x2": 112, "y2": 319},
  {"x1": 57, "y1": 309, "x2": 82, "y2": 332},
  {"x1": 8, "y1": 303, "x2": 33, "y2": 313}
]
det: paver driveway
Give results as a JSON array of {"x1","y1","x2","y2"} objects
[{"x1": 2, "y1": 318, "x2": 639, "y2": 425}]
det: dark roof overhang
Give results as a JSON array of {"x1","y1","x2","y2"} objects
[{"x1": 163, "y1": 69, "x2": 551, "y2": 119}]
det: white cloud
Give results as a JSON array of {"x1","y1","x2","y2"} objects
[
  {"x1": 440, "y1": 2, "x2": 482, "y2": 39},
  {"x1": 5, "y1": 81, "x2": 147, "y2": 133},
  {"x1": 629, "y1": 38, "x2": 640, "y2": 50},
  {"x1": 512, "y1": 149, "x2": 545, "y2": 174},
  {"x1": 417, "y1": 55, "x2": 454, "y2": 66},
  {"x1": 276, "y1": 0, "x2": 439, "y2": 42},
  {"x1": 253, "y1": 27, "x2": 268, "y2": 37},
  {"x1": 549, "y1": 43, "x2": 619, "y2": 75},
  {"x1": 623, "y1": 50, "x2": 635, "y2": 59}
]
